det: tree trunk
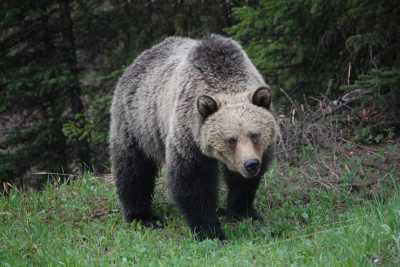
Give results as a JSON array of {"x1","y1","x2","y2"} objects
[
  {"x1": 40, "y1": 7, "x2": 69, "y2": 174},
  {"x1": 59, "y1": 0, "x2": 91, "y2": 171},
  {"x1": 222, "y1": 0, "x2": 233, "y2": 27},
  {"x1": 145, "y1": 0, "x2": 153, "y2": 46}
]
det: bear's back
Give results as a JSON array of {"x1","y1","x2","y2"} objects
[
  {"x1": 117, "y1": 37, "x2": 196, "y2": 93},
  {"x1": 112, "y1": 37, "x2": 198, "y2": 163}
]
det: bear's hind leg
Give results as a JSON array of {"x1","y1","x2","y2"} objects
[
  {"x1": 111, "y1": 139, "x2": 160, "y2": 226},
  {"x1": 222, "y1": 167, "x2": 262, "y2": 221}
]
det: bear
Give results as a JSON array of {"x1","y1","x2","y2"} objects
[{"x1": 109, "y1": 35, "x2": 279, "y2": 240}]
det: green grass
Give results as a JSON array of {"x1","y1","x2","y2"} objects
[{"x1": 1, "y1": 162, "x2": 400, "y2": 266}]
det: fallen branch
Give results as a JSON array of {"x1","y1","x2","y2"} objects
[
  {"x1": 311, "y1": 89, "x2": 372, "y2": 123},
  {"x1": 33, "y1": 172, "x2": 78, "y2": 177}
]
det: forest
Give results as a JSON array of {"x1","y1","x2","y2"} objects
[
  {"x1": 1, "y1": 0, "x2": 399, "y2": 187},
  {"x1": 1, "y1": 1, "x2": 400, "y2": 265}
]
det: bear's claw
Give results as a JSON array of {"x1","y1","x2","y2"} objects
[
  {"x1": 128, "y1": 214, "x2": 166, "y2": 229},
  {"x1": 142, "y1": 216, "x2": 166, "y2": 228}
]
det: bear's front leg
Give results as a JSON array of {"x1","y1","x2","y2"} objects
[
  {"x1": 223, "y1": 167, "x2": 262, "y2": 221},
  {"x1": 167, "y1": 147, "x2": 225, "y2": 241}
]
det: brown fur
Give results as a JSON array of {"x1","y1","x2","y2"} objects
[
  {"x1": 110, "y1": 35, "x2": 279, "y2": 240},
  {"x1": 199, "y1": 90, "x2": 278, "y2": 178}
]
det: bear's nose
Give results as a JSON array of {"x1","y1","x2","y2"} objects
[{"x1": 244, "y1": 159, "x2": 260, "y2": 174}]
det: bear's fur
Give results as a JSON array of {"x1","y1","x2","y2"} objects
[{"x1": 110, "y1": 35, "x2": 279, "y2": 240}]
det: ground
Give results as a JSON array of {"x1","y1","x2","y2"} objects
[{"x1": 0, "y1": 141, "x2": 399, "y2": 266}]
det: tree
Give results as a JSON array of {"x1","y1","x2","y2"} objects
[
  {"x1": 59, "y1": 0, "x2": 91, "y2": 169},
  {"x1": 228, "y1": 0, "x2": 400, "y2": 100},
  {"x1": 1, "y1": 0, "x2": 244, "y2": 188},
  {"x1": 0, "y1": 0, "x2": 93, "y2": 187}
]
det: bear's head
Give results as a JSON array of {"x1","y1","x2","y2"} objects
[{"x1": 197, "y1": 87, "x2": 279, "y2": 178}]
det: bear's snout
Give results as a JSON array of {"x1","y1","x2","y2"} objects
[
  {"x1": 244, "y1": 159, "x2": 260, "y2": 175},
  {"x1": 233, "y1": 135, "x2": 264, "y2": 178}
]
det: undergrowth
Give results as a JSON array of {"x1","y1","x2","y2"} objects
[{"x1": 1, "y1": 142, "x2": 400, "y2": 266}]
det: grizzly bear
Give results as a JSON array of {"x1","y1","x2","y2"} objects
[{"x1": 110, "y1": 35, "x2": 279, "y2": 240}]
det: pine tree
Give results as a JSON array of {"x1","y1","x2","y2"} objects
[{"x1": 228, "y1": 0, "x2": 400, "y2": 100}]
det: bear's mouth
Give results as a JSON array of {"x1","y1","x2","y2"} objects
[{"x1": 240, "y1": 167, "x2": 260, "y2": 179}]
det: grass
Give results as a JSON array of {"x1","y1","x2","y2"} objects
[{"x1": 1, "y1": 146, "x2": 400, "y2": 266}]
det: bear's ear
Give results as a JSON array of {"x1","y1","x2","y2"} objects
[
  {"x1": 250, "y1": 87, "x2": 272, "y2": 110},
  {"x1": 197, "y1": 95, "x2": 220, "y2": 118}
]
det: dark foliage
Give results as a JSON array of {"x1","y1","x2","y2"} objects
[
  {"x1": 1, "y1": 0, "x2": 399, "y2": 189},
  {"x1": 0, "y1": 1, "x2": 246, "y2": 188}
]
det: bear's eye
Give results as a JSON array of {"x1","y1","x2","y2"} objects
[
  {"x1": 249, "y1": 132, "x2": 260, "y2": 143},
  {"x1": 226, "y1": 137, "x2": 238, "y2": 147}
]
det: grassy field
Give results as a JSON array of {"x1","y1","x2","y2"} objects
[{"x1": 1, "y1": 144, "x2": 400, "y2": 266}]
